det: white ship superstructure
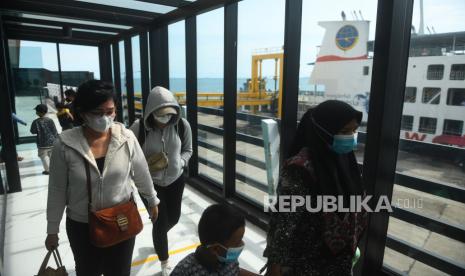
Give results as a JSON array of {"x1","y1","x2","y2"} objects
[{"x1": 307, "y1": 19, "x2": 465, "y2": 147}]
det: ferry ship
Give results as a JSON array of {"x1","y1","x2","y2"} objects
[{"x1": 306, "y1": 18, "x2": 465, "y2": 148}]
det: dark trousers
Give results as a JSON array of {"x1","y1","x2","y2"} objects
[
  {"x1": 66, "y1": 217, "x2": 136, "y2": 276},
  {"x1": 141, "y1": 175, "x2": 185, "y2": 261}
]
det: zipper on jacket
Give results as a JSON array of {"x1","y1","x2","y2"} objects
[
  {"x1": 161, "y1": 128, "x2": 167, "y2": 184},
  {"x1": 99, "y1": 175, "x2": 103, "y2": 209}
]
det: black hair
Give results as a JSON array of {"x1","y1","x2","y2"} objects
[
  {"x1": 73, "y1": 80, "x2": 116, "y2": 124},
  {"x1": 34, "y1": 104, "x2": 48, "y2": 114},
  {"x1": 64, "y1": 89, "x2": 76, "y2": 97},
  {"x1": 198, "y1": 204, "x2": 245, "y2": 246}
]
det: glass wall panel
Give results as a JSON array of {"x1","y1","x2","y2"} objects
[
  {"x1": 119, "y1": 40, "x2": 129, "y2": 126},
  {"x1": 132, "y1": 35, "x2": 142, "y2": 119},
  {"x1": 59, "y1": 44, "x2": 99, "y2": 87},
  {"x1": 169, "y1": 21, "x2": 186, "y2": 93},
  {"x1": 8, "y1": 40, "x2": 60, "y2": 138},
  {"x1": 299, "y1": 1, "x2": 378, "y2": 174},
  {"x1": 236, "y1": 0, "x2": 285, "y2": 204},
  {"x1": 197, "y1": 8, "x2": 225, "y2": 185},
  {"x1": 383, "y1": 0, "x2": 465, "y2": 274}
]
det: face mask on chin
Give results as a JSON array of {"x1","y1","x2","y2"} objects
[
  {"x1": 209, "y1": 243, "x2": 244, "y2": 263},
  {"x1": 84, "y1": 114, "x2": 114, "y2": 133}
]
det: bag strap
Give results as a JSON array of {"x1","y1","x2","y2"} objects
[
  {"x1": 37, "y1": 250, "x2": 53, "y2": 274},
  {"x1": 83, "y1": 156, "x2": 134, "y2": 207},
  {"x1": 175, "y1": 118, "x2": 185, "y2": 145},
  {"x1": 52, "y1": 248, "x2": 64, "y2": 267},
  {"x1": 137, "y1": 119, "x2": 147, "y2": 146},
  {"x1": 83, "y1": 157, "x2": 92, "y2": 205}
]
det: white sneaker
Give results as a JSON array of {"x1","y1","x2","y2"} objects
[{"x1": 161, "y1": 262, "x2": 172, "y2": 276}]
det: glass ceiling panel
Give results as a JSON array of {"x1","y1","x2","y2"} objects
[
  {"x1": 76, "y1": 0, "x2": 176, "y2": 14},
  {"x1": 73, "y1": 28, "x2": 118, "y2": 35},
  {"x1": 14, "y1": 23, "x2": 62, "y2": 29},
  {"x1": 19, "y1": 13, "x2": 132, "y2": 29}
]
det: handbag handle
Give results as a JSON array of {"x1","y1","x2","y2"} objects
[
  {"x1": 37, "y1": 249, "x2": 64, "y2": 274},
  {"x1": 37, "y1": 250, "x2": 53, "y2": 274},
  {"x1": 52, "y1": 248, "x2": 64, "y2": 267}
]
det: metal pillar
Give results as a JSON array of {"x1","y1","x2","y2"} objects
[
  {"x1": 149, "y1": 26, "x2": 169, "y2": 89},
  {"x1": 280, "y1": 0, "x2": 303, "y2": 161},
  {"x1": 98, "y1": 43, "x2": 112, "y2": 83},
  {"x1": 139, "y1": 31, "x2": 150, "y2": 110},
  {"x1": 111, "y1": 42, "x2": 124, "y2": 123},
  {"x1": 223, "y1": 2, "x2": 238, "y2": 198},
  {"x1": 0, "y1": 16, "x2": 21, "y2": 193},
  {"x1": 360, "y1": 0, "x2": 414, "y2": 274},
  {"x1": 124, "y1": 38, "x2": 135, "y2": 125},
  {"x1": 185, "y1": 16, "x2": 198, "y2": 177}
]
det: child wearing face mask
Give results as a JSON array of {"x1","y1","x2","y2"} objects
[{"x1": 171, "y1": 204, "x2": 259, "y2": 276}]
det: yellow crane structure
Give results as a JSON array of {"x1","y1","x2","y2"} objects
[{"x1": 134, "y1": 48, "x2": 284, "y2": 117}]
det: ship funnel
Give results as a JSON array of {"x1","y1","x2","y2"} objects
[{"x1": 314, "y1": 20, "x2": 370, "y2": 62}]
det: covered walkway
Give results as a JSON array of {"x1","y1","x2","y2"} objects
[{"x1": 2, "y1": 144, "x2": 266, "y2": 275}]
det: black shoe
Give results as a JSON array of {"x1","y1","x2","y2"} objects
[{"x1": 42, "y1": 171, "x2": 50, "y2": 175}]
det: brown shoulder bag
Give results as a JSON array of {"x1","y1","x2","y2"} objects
[{"x1": 84, "y1": 158, "x2": 143, "y2": 248}]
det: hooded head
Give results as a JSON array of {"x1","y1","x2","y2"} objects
[
  {"x1": 143, "y1": 86, "x2": 181, "y2": 129},
  {"x1": 290, "y1": 100, "x2": 362, "y2": 157},
  {"x1": 289, "y1": 100, "x2": 364, "y2": 199}
]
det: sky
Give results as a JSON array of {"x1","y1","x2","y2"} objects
[{"x1": 17, "y1": 0, "x2": 465, "y2": 80}]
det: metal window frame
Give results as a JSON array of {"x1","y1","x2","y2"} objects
[
  {"x1": 112, "y1": 42, "x2": 124, "y2": 123},
  {"x1": 280, "y1": 0, "x2": 303, "y2": 161},
  {"x1": 2, "y1": 0, "x2": 158, "y2": 27},
  {"x1": 222, "y1": 2, "x2": 238, "y2": 198},
  {"x1": 1, "y1": 15, "x2": 125, "y2": 34},
  {"x1": 1, "y1": 0, "x2": 463, "y2": 274},
  {"x1": 124, "y1": 37, "x2": 136, "y2": 125},
  {"x1": 56, "y1": 43, "x2": 64, "y2": 99},
  {"x1": 360, "y1": 0, "x2": 414, "y2": 274},
  {"x1": 139, "y1": 31, "x2": 150, "y2": 110},
  {"x1": 98, "y1": 43, "x2": 113, "y2": 83},
  {"x1": 150, "y1": 26, "x2": 170, "y2": 88},
  {"x1": 185, "y1": 16, "x2": 199, "y2": 177},
  {"x1": 0, "y1": 16, "x2": 21, "y2": 193}
]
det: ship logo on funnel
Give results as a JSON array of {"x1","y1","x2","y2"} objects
[{"x1": 335, "y1": 25, "x2": 359, "y2": 51}]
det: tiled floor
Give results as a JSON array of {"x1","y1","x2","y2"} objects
[{"x1": 3, "y1": 144, "x2": 267, "y2": 276}]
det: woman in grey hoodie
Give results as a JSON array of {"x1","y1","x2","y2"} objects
[
  {"x1": 45, "y1": 80, "x2": 160, "y2": 276},
  {"x1": 130, "y1": 86, "x2": 193, "y2": 276}
]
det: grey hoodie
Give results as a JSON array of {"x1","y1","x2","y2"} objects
[
  {"x1": 130, "y1": 86, "x2": 193, "y2": 187},
  {"x1": 46, "y1": 122, "x2": 160, "y2": 234}
]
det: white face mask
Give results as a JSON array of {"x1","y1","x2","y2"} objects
[
  {"x1": 153, "y1": 114, "x2": 172, "y2": 124},
  {"x1": 84, "y1": 114, "x2": 114, "y2": 133}
]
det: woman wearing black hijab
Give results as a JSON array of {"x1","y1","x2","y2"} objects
[{"x1": 263, "y1": 100, "x2": 368, "y2": 276}]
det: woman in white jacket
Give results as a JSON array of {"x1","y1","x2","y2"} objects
[{"x1": 44, "y1": 80, "x2": 159, "y2": 276}]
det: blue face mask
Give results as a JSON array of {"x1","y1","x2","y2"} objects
[
  {"x1": 312, "y1": 116, "x2": 358, "y2": 154},
  {"x1": 215, "y1": 243, "x2": 244, "y2": 263},
  {"x1": 332, "y1": 133, "x2": 358, "y2": 154}
]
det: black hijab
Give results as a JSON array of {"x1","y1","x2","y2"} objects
[{"x1": 289, "y1": 100, "x2": 364, "y2": 202}]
